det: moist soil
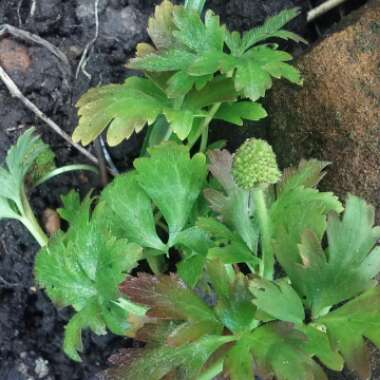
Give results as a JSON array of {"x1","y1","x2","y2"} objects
[{"x1": 0, "y1": 0, "x2": 371, "y2": 379}]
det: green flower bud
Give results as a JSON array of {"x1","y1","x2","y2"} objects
[{"x1": 232, "y1": 138, "x2": 281, "y2": 190}]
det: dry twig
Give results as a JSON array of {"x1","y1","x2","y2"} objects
[
  {"x1": 307, "y1": 0, "x2": 349, "y2": 22},
  {"x1": 17, "y1": 0, "x2": 24, "y2": 26},
  {"x1": 0, "y1": 64, "x2": 99, "y2": 165},
  {"x1": 0, "y1": 274, "x2": 21, "y2": 288},
  {"x1": 76, "y1": 0, "x2": 100, "y2": 80}
]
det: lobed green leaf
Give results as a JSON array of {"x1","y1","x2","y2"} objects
[{"x1": 134, "y1": 142, "x2": 207, "y2": 245}]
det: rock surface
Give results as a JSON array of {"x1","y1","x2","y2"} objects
[{"x1": 268, "y1": 0, "x2": 380, "y2": 217}]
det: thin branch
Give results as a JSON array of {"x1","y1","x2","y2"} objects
[
  {"x1": 0, "y1": 274, "x2": 21, "y2": 288},
  {"x1": 307, "y1": 0, "x2": 349, "y2": 22},
  {"x1": 0, "y1": 64, "x2": 99, "y2": 165},
  {"x1": 17, "y1": 0, "x2": 24, "y2": 26},
  {"x1": 75, "y1": 0, "x2": 100, "y2": 80},
  {"x1": 30, "y1": 0, "x2": 37, "y2": 18}
]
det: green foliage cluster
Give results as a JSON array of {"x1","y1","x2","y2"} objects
[
  {"x1": 0, "y1": 128, "x2": 54, "y2": 246},
  {"x1": 73, "y1": 0, "x2": 305, "y2": 150},
  {"x1": 35, "y1": 145, "x2": 380, "y2": 380},
  {"x1": 1, "y1": 2, "x2": 379, "y2": 380}
]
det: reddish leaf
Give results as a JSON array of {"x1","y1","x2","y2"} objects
[{"x1": 120, "y1": 273, "x2": 218, "y2": 323}]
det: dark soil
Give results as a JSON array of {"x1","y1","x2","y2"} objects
[{"x1": 0, "y1": 0, "x2": 371, "y2": 379}]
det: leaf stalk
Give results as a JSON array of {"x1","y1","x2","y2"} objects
[
  {"x1": 20, "y1": 186, "x2": 49, "y2": 247},
  {"x1": 189, "y1": 102, "x2": 222, "y2": 152},
  {"x1": 33, "y1": 164, "x2": 99, "y2": 188},
  {"x1": 252, "y1": 189, "x2": 274, "y2": 280}
]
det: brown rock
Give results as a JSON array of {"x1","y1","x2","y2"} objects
[
  {"x1": 42, "y1": 208, "x2": 61, "y2": 236},
  {"x1": 0, "y1": 38, "x2": 31, "y2": 74},
  {"x1": 268, "y1": 1, "x2": 380, "y2": 217}
]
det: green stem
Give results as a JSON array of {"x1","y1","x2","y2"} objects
[
  {"x1": 33, "y1": 164, "x2": 99, "y2": 188},
  {"x1": 199, "y1": 125, "x2": 209, "y2": 153},
  {"x1": 188, "y1": 103, "x2": 221, "y2": 152},
  {"x1": 20, "y1": 187, "x2": 49, "y2": 247},
  {"x1": 252, "y1": 189, "x2": 274, "y2": 280}
]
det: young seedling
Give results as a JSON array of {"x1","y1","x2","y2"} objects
[
  {"x1": 0, "y1": 128, "x2": 97, "y2": 246},
  {"x1": 0, "y1": 128, "x2": 51, "y2": 246}
]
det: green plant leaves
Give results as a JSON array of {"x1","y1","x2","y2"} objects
[
  {"x1": 270, "y1": 160, "x2": 343, "y2": 282},
  {"x1": 250, "y1": 278, "x2": 305, "y2": 324},
  {"x1": 147, "y1": 0, "x2": 177, "y2": 50},
  {"x1": 74, "y1": 2, "x2": 304, "y2": 147},
  {"x1": 174, "y1": 226, "x2": 212, "y2": 287},
  {"x1": 0, "y1": 128, "x2": 50, "y2": 215},
  {"x1": 120, "y1": 272, "x2": 224, "y2": 357},
  {"x1": 134, "y1": 143, "x2": 207, "y2": 244},
  {"x1": 205, "y1": 263, "x2": 257, "y2": 335},
  {"x1": 0, "y1": 128, "x2": 55, "y2": 247},
  {"x1": 248, "y1": 322, "x2": 327, "y2": 380},
  {"x1": 277, "y1": 159, "x2": 330, "y2": 195},
  {"x1": 63, "y1": 301, "x2": 106, "y2": 362},
  {"x1": 130, "y1": 7, "x2": 225, "y2": 73},
  {"x1": 297, "y1": 324, "x2": 344, "y2": 372},
  {"x1": 104, "y1": 335, "x2": 233, "y2": 380},
  {"x1": 238, "y1": 8, "x2": 306, "y2": 53},
  {"x1": 35, "y1": 193, "x2": 143, "y2": 361},
  {"x1": 235, "y1": 60, "x2": 273, "y2": 101},
  {"x1": 197, "y1": 217, "x2": 259, "y2": 268},
  {"x1": 163, "y1": 108, "x2": 197, "y2": 140},
  {"x1": 204, "y1": 149, "x2": 259, "y2": 252},
  {"x1": 101, "y1": 172, "x2": 166, "y2": 251},
  {"x1": 120, "y1": 273, "x2": 218, "y2": 324},
  {"x1": 224, "y1": 337, "x2": 254, "y2": 380},
  {"x1": 173, "y1": 8, "x2": 225, "y2": 52},
  {"x1": 215, "y1": 101, "x2": 267, "y2": 126},
  {"x1": 74, "y1": 77, "x2": 168, "y2": 146},
  {"x1": 99, "y1": 143, "x2": 208, "y2": 265},
  {"x1": 295, "y1": 196, "x2": 380, "y2": 317},
  {"x1": 233, "y1": 46, "x2": 303, "y2": 101},
  {"x1": 319, "y1": 287, "x2": 380, "y2": 380}
]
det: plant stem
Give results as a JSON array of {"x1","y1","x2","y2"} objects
[
  {"x1": 199, "y1": 125, "x2": 209, "y2": 153},
  {"x1": 20, "y1": 187, "x2": 49, "y2": 247},
  {"x1": 21, "y1": 217, "x2": 49, "y2": 247},
  {"x1": 188, "y1": 103, "x2": 221, "y2": 152},
  {"x1": 252, "y1": 189, "x2": 274, "y2": 280},
  {"x1": 33, "y1": 164, "x2": 99, "y2": 188}
]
